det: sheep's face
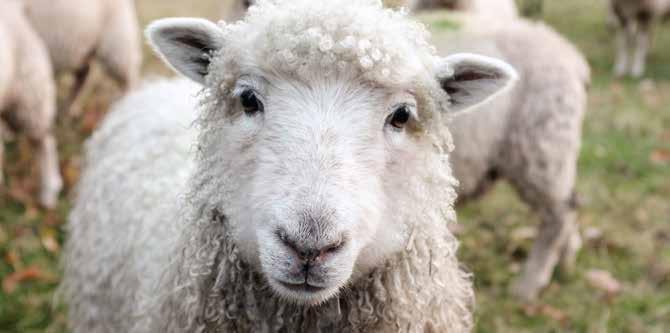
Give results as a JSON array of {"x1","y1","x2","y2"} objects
[
  {"x1": 148, "y1": 3, "x2": 516, "y2": 305},
  {"x1": 223, "y1": 73, "x2": 420, "y2": 304}
]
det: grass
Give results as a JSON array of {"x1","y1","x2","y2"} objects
[{"x1": 0, "y1": 0, "x2": 669, "y2": 332}]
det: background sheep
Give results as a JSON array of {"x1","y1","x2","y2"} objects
[
  {"x1": 0, "y1": 1, "x2": 62, "y2": 208},
  {"x1": 22, "y1": 0, "x2": 142, "y2": 113},
  {"x1": 609, "y1": 0, "x2": 670, "y2": 77},
  {"x1": 63, "y1": 0, "x2": 520, "y2": 331},
  {"x1": 408, "y1": 0, "x2": 519, "y2": 18},
  {"x1": 424, "y1": 13, "x2": 591, "y2": 301}
]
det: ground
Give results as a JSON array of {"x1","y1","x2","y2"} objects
[{"x1": 0, "y1": 0, "x2": 668, "y2": 332}]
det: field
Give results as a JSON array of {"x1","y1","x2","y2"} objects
[{"x1": 0, "y1": 0, "x2": 668, "y2": 332}]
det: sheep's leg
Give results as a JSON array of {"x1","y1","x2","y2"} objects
[
  {"x1": 505, "y1": 141, "x2": 581, "y2": 301},
  {"x1": 631, "y1": 13, "x2": 652, "y2": 78},
  {"x1": 96, "y1": 4, "x2": 141, "y2": 94},
  {"x1": 510, "y1": 204, "x2": 577, "y2": 302},
  {"x1": 558, "y1": 221, "x2": 582, "y2": 274},
  {"x1": 33, "y1": 134, "x2": 62, "y2": 209},
  {"x1": 614, "y1": 21, "x2": 635, "y2": 77},
  {"x1": 0, "y1": 125, "x2": 4, "y2": 187},
  {"x1": 66, "y1": 61, "x2": 92, "y2": 117}
]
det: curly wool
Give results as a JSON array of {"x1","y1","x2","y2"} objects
[
  {"x1": 214, "y1": 0, "x2": 437, "y2": 88},
  {"x1": 150, "y1": 205, "x2": 472, "y2": 332}
]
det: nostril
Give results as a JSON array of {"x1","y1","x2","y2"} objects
[
  {"x1": 322, "y1": 238, "x2": 344, "y2": 255},
  {"x1": 275, "y1": 229, "x2": 346, "y2": 261},
  {"x1": 276, "y1": 229, "x2": 298, "y2": 253}
]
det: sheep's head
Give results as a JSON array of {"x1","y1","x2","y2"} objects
[{"x1": 148, "y1": 0, "x2": 516, "y2": 306}]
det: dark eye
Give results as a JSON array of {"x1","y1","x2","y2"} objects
[
  {"x1": 388, "y1": 104, "x2": 412, "y2": 129},
  {"x1": 240, "y1": 90, "x2": 263, "y2": 115}
]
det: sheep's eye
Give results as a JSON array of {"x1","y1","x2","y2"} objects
[
  {"x1": 240, "y1": 90, "x2": 263, "y2": 115},
  {"x1": 388, "y1": 105, "x2": 412, "y2": 129}
]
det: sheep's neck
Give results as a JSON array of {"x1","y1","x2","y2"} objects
[{"x1": 178, "y1": 214, "x2": 472, "y2": 333}]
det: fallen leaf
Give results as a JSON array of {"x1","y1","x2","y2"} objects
[
  {"x1": 523, "y1": 303, "x2": 569, "y2": 326},
  {"x1": 586, "y1": 269, "x2": 622, "y2": 297},
  {"x1": 650, "y1": 149, "x2": 670, "y2": 165},
  {"x1": 2, "y1": 266, "x2": 46, "y2": 294},
  {"x1": 40, "y1": 227, "x2": 60, "y2": 253},
  {"x1": 62, "y1": 157, "x2": 82, "y2": 190},
  {"x1": 44, "y1": 211, "x2": 63, "y2": 227},
  {"x1": 4, "y1": 249, "x2": 21, "y2": 270}
]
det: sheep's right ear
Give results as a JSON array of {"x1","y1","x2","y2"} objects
[{"x1": 147, "y1": 18, "x2": 225, "y2": 85}]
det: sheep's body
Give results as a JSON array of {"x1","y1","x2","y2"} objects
[
  {"x1": 22, "y1": 0, "x2": 141, "y2": 107},
  {"x1": 610, "y1": 0, "x2": 670, "y2": 77},
  {"x1": 0, "y1": 1, "x2": 62, "y2": 208},
  {"x1": 408, "y1": 0, "x2": 518, "y2": 18},
  {"x1": 59, "y1": 0, "x2": 526, "y2": 331},
  {"x1": 63, "y1": 79, "x2": 200, "y2": 332},
  {"x1": 428, "y1": 14, "x2": 590, "y2": 300}
]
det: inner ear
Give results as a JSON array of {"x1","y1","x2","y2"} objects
[
  {"x1": 147, "y1": 18, "x2": 225, "y2": 84},
  {"x1": 442, "y1": 68, "x2": 502, "y2": 94},
  {"x1": 162, "y1": 28, "x2": 216, "y2": 76},
  {"x1": 437, "y1": 53, "x2": 518, "y2": 113}
]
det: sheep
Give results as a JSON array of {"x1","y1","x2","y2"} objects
[
  {"x1": 427, "y1": 13, "x2": 591, "y2": 301},
  {"x1": 62, "y1": 0, "x2": 520, "y2": 331},
  {"x1": 0, "y1": 1, "x2": 62, "y2": 208},
  {"x1": 22, "y1": 0, "x2": 142, "y2": 112},
  {"x1": 609, "y1": 0, "x2": 670, "y2": 77},
  {"x1": 408, "y1": 0, "x2": 519, "y2": 19}
]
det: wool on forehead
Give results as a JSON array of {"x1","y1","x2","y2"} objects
[{"x1": 212, "y1": 0, "x2": 440, "y2": 88}]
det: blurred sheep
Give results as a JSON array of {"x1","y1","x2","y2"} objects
[
  {"x1": 22, "y1": 0, "x2": 142, "y2": 112},
  {"x1": 610, "y1": 0, "x2": 670, "y2": 77},
  {"x1": 432, "y1": 14, "x2": 590, "y2": 301},
  {"x1": 0, "y1": 1, "x2": 62, "y2": 208},
  {"x1": 408, "y1": 0, "x2": 519, "y2": 19}
]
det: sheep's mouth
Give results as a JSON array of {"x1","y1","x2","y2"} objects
[{"x1": 277, "y1": 280, "x2": 327, "y2": 293}]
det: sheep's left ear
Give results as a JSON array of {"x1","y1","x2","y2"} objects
[
  {"x1": 435, "y1": 53, "x2": 518, "y2": 113},
  {"x1": 146, "y1": 18, "x2": 225, "y2": 85}
]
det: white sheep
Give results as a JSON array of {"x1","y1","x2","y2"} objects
[
  {"x1": 609, "y1": 0, "x2": 670, "y2": 77},
  {"x1": 427, "y1": 13, "x2": 591, "y2": 301},
  {"x1": 63, "y1": 0, "x2": 520, "y2": 331},
  {"x1": 408, "y1": 0, "x2": 519, "y2": 19},
  {"x1": 0, "y1": 1, "x2": 62, "y2": 208},
  {"x1": 22, "y1": 0, "x2": 142, "y2": 111}
]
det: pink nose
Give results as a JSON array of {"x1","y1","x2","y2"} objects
[{"x1": 277, "y1": 230, "x2": 345, "y2": 263}]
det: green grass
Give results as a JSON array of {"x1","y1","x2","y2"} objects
[{"x1": 1, "y1": 0, "x2": 669, "y2": 332}]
